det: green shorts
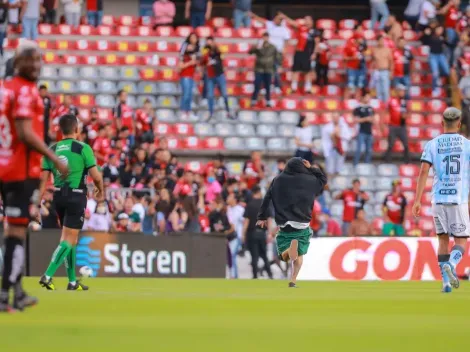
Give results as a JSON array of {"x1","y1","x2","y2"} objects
[
  {"x1": 382, "y1": 223, "x2": 405, "y2": 236},
  {"x1": 276, "y1": 227, "x2": 312, "y2": 259}
]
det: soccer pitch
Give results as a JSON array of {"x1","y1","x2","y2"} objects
[{"x1": 1, "y1": 278, "x2": 470, "y2": 352}]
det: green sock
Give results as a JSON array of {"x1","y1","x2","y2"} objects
[
  {"x1": 45, "y1": 241, "x2": 73, "y2": 278},
  {"x1": 66, "y1": 246, "x2": 77, "y2": 283}
]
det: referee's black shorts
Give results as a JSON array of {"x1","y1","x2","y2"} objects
[{"x1": 54, "y1": 190, "x2": 87, "y2": 230}]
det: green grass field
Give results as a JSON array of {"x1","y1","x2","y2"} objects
[{"x1": 1, "y1": 278, "x2": 470, "y2": 351}]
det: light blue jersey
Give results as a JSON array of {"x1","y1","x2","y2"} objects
[{"x1": 421, "y1": 133, "x2": 470, "y2": 204}]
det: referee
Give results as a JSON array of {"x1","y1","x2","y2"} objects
[{"x1": 38, "y1": 114, "x2": 104, "y2": 291}]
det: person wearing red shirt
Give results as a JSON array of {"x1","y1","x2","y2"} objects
[
  {"x1": 135, "y1": 99, "x2": 155, "y2": 143},
  {"x1": 201, "y1": 36, "x2": 233, "y2": 120},
  {"x1": 335, "y1": 179, "x2": 369, "y2": 235},
  {"x1": 243, "y1": 151, "x2": 265, "y2": 190},
  {"x1": 179, "y1": 33, "x2": 199, "y2": 120},
  {"x1": 51, "y1": 94, "x2": 79, "y2": 142},
  {"x1": 457, "y1": 6, "x2": 469, "y2": 33},
  {"x1": 93, "y1": 124, "x2": 113, "y2": 166},
  {"x1": 314, "y1": 34, "x2": 331, "y2": 88},
  {"x1": 384, "y1": 85, "x2": 410, "y2": 164},
  {"x1": 382, "y1": 180, "x2": 407, "y2": 236},
  {"x1": 0, "y1": 42, "x2": 68, "y2": 312},
  {"x1": 113, "y1": 90, "x2": 135, "y2": 146},
  {"x1": 344, "y1": 27, "x2": 368, "y2": 99},
  {"x1": 86, "y1": 0, "x2": 104, "y2": 27},
  {"x1": 83, "y1": 107, "x2": 101, "y2": 144},
  {"x1": 392, "y1": 37, "x2": 414, "y2": 94},
  {"x1": 280, "y1": 13, "x2": 319, "y2": 93},
  {"x1": 443, "y1": 0, "x2": 462, "y2": 65}
]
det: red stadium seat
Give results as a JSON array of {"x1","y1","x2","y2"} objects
[
  {"x1": 137, "y1": 26, "x2": 153, "y2": 37},
  {"x1": 122, "y1": 54, "x2": 143, "y2": 66},
  {"x1": 428, "y1": 99, "x2": 447, "y2": 113},
  {"x1": 408, "y1": 100, "x2": 425, "y2": 112},
  {"x1": 241, "y1": 71, "x2": 255, "y2": 82},
  {"x1": 419, "y1": 218, "x2": 435, "y2": 233},
  {"x1": 62, "y1": 54, "x2": 81, "y2": 65},
  {"x1": 104, "y1": 54, "x2": 119, "y2": 65},
  {"x1": 136, "y1": 41, "x2": 153, "y2": 53},
  {"x1": 225, "y1": 70, "x2": 241, "y2": 82},
  {"x1": 204, "y1": 137, "x2": 225, "y2": 150},
  {"x1": 140, "y1": 68, "x2": 159, "y2": 80},
  {"x1": 400, "y1": 177, "x2": 417, "y2": 191},
  {"x1": 159, "y1": 56, "x2": 178, "y2": 67},
  {"x1": 77, "y1": 95, "x2": 95, "y2": 107},
  {"x1": 240, "y1": 84, "x2": 254, "y2": 95},
  {"x1": 43, "y1": 52, "x2": 62, "y2": 64},
  {"x1": 58, "y1": 24, "x2": 77, "y2": 35},
  {"x1": 337, "y1": 29, "x2": 354, "y2": 40},
  {"x1": 217, "y1": 27, "x2": 236, "y2": 38},
  {"x1": 84, "y1": 55, "x2": 105, "y2": 65},
  {"x1": 323, "y1": 85, "x2": 342, "y2": 97},
  {"x1": 96, "y1": 40, "x2": 116, "y2": 51},
  {"x1": 427, "y1": 114, "x2": 442, "y2": 126},
  {"x1": 344, "y1": 99, "x2": 358, "y2": 111},
  {"x1": 372, "y1": 218, "x2": 384, "y2": 232},
  {"x1": 209, "y1": 17, "x2": 230, "y2": 28},
  {"x1": 316, "y1": 19, "x2": 336, "y2": 31},
  {"x1": 118, "y1": 16, "x2": 138, "y2": 26},
  {"x1": 407, "y1": 113, "x2": 425, "y2": 126},
  {"x1": 78, "y1": 25, "x2": 97, "y2": 36},
  {"x1": 101, "y1": 15, "x2": 115, "y2": 26},
  {"x1": 236, "y1": 28, "x2": 255, "y2": 38},
  {"x1": 158, "y1": 68, "x2": 178, "y2": 81},
  {"x1": 224, "y1": 57, "x2": 243, "y2": 68},
  {"x1": 373, "y1": 139, "x2": 388, "y2": 153},
  {"x1": 234, "y1": 42, "x2": 250, "y2": 53},
  {"x1": 175, "y1": 123, "x2": 194, "y2": 136},
  {"x1": 196, "y1": 26, "x2": 213, "y2": 37},
  {"x1": 280, "y1": 98, "x2": 299, "y2": 110},
  {"x1": 339, "y1": 19, "x2": 357, "y2": 30},
  {"x1": 155, "y1": 26, "x2": 174, "y2": 36},
  {"x1": 116, "y1": 41, "x2": 137, "y2": 52},
  {"x1": 184, "y1": 137, "x2": 202, "y2": 150},
  {"x1": 140, "y1": 16, "x2": 152, "y2": 26},
  {"x1": 301, "y1": 99, "x2": 320, "y2": 110},
  {"x1": 175, "y1": 26, "x2": 192, "y2": 37},
  {"x1": 407, "y1": 126, "x2": 423, "y2": 139},
  {"x1": 424, "y1": 127, "x2": 442, "y2": 139},
  {"x1": 38, "y1": 24, "x2": 58, "y2": 35},
  {"x1": 97, "y1": 26, "x2": 114, "y2": 36},
  {"x1": 155, "y1": 123, "x2": 175, "y2": 135},
  {"x1": 403, "y1": 30, "x2": 418, "y2": 41},
  {"x1": 185, "y1": 161, "x2": 204, "y2": 173},
  {"x1": 361, "y1": 19, "x2": 371, "y2": 29},
  {"x1": 156, "y1": 41, "x2": 177, "y2": 52},
  {"x1": 244, "y1": 56, "x2": 256, "y2": 68},
  {"x1": 399, "y1": 164, "x2": 420, "y2": 177},
  {"x1": 363, "y1": 29, "x2": 376, "y2": 40},
  {"x1": 322, "y1": 99, "x2": 342, "y2": 111},
  {"x1": 117, "y1": 26, "x2": 138, "y2": 36},
  {"x1": 416, "y1": 45, "x2": 430, "y2": 57},
  {"x1": 38, "y1": 39, "x2": 54, "y2": 50}
]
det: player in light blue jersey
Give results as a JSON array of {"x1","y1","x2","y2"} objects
[{"x1": 412, "y1": 107, "x2": 469, "y2": 293}]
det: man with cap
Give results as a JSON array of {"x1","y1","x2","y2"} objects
[
  {"x1": 384, "y1": 83, "x2": 410, "y2": 164},
  {"x1": 413, "y1": 107, "x2": 470, "y2": 293},
  {"x1": 257, "y1": 157, "x2": 327, "y2": 287}
]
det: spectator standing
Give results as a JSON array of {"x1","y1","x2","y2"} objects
[
  {"x1": 344, "y1": 29, "x2": 367, "y2": 99},
  {"x1": 372, "y1": 35, "x2": 394, "y2": 103},
  {"x1": 21, "y1": 0, "x2": 41, "y2": 40},
  {"x1": 51, "y1": 94, "x2": 79, "y2": 141},
  {"x1": 393, "y1": 37, "x2": 414, "y2": 93},
  {"x1": 384, "y1": 84, "x2": 410, "y2": 163},
  {"x1": 348, "y1": 209, "x2": 374, "y2": 236},
  {"x1": 353, "y1": 92, "x2": 376, "y2": 166},
  {"x1": 281, "y1": 13, "x2": 319, "y2": 94},
  {"x1": 421, "y1": 25, "x2": 450, "y2": 96},
  {"x1": 62, "y1": 0, "x2": 82, "y2": 28},
  {"x1": 135, "y1": 98, "x2": 156, "y2": 143},
  {"x1": 42, "y1": 0, "x2": 57, "y2": 24},
  {"x1": 370, "y1": 0, "x2": 390, "y2": 30},
  {"x1": 8, "y1": 0, "x2": 21, "y2": 32},
  {"x1": 86, "y1": 0, "x2": 103, "y2": 27},
  {"x1": 153, "y1": 0, "x2": 175, "y2": 27},
  {"x1": 243, "y1": 186, "x2": 273, "y2": 280},
  {"x1": 213, "y1": 154, "x2": 229, "y2": 186},
  {"x1": 185, "y1": 0, "x2": 212, "y2": 28},
  {"x1": 442, "y1": 0, "x2": 461, "y2": 65},
  {"x1": 250, "y1": 12, "x2": 291, "y2": 94},
  {"x1": 201, "y1": 36, "x2": 233, "y2": 120},
  {"x1": 249, "y1": 32, "x2": 278, "y2": 107},
  {"x1": 294, "y1": 114, "x2": 314, "y2": 163},
  {"x1": 321, "y1": 112, "x2": 352, "y2": 177},
  {"x1": 0, "y1": 2, "x2": 8, "y2": 58},
  {"x1": 386, "y1": 14, "x2": 403, "y2": 44},
  {"x1": 243, "y1": 151, "x2": 265, "y2": 189},
  {"x1": 232, "y1": 0, "x2": 251, "y2": 29},
  {"x1": 382, "y1": 180, "x2": 407, "y2": 236},
  {"x1": 39, "y1": 84, "x2": 53, "y2": 145},
  {"x1": 93, "y1": 124, "x2": 113, "y2": 166},
  {"x1": 113, "y1": 90, "x2": 136, "y2": 146},
  {"x1": 404, "y1": 0, "x2": 425, "y2": 29},
  {"x1": 314, "y1": 34, "x2": 331, "y2": 88},
  {"x1": 417, "y1": 0, "x2": 438, "y2": 31},
  {"x1": 459, "y1": 67, "x2": 470, "y2": 131},
  {"x1": 179, "y1": 33, "x2": 199, "y2": 120},
  {"x1": 226, "y1": 194, "x2": 244, "y2": 278},
  {"x1": 335, "y1": 179, "x2": 369, "y2": 235}
]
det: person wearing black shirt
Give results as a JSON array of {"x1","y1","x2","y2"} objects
[
  {"x1": 353, "y1": 92, "x2": 375, "y2": 166},
  {"x1": 39, "y1": 85, "x2": 53, "y2": 145},
  {"x1": 257, "y1": 158, "x2": 327, "y2": 287},
  {"x1": 201, "y1": 37, "x2": 233, "y2": 121},
  {"x1": 421, "y1": 25, "x2": 450, "y2": 96},
  {"x1": 243, "y1": 186, "x2": 273, "y2": 279}
]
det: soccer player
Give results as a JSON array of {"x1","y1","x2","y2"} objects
[
  {"x1": 0, "y1": 41, "x2": 69, "y2": 313},
  {"x1": 38, "y1": 114, "x2": 104, "y2": 291},
  {"x1": 412, "y1": 107, "x2": 470, "y2": 293},
  {"x1": 257, "y1": 157, "x2": 327, "y2": 287}
]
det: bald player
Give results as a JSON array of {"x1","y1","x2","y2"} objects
[
  {"x1": 413, "y1": 107, "x2": 469, "y2": 293},
  {"x1": 0, "y1": 41, "x2": 69, "y2": 312}
]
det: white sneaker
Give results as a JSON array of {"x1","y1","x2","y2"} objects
[
  {"x1": 291, "y1": 82, "x2": 298, "y2": 92},
  {"x1": 274, "y1": 87, "x2": 282, "y2": 95}
]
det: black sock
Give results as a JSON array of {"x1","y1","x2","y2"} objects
[{"x1": 1, "y1": 237, "x2": 24, "y2": 294}]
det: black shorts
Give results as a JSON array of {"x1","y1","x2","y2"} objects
[
  {"x1": 292, "y1": 51, "x2": 312, "y2": 73},
  {"x1": 54, "y1": 190, "x2": 87, "y2": 230},
  {"x1": 0, "y1": 179, "x2": 40, "y2": 226}
]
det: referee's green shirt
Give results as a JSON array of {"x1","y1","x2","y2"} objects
[{"x1": 42, "y1": 138, "x2": 96, "y2": 190}]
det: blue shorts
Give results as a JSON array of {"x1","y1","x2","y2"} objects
[{"x1": 347, "y1": 69, "x2": 365, "y2": 89}]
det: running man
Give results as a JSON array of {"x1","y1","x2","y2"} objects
[
  {"x1": 0, "y1": 41, "x2": 69, "y2": 313},
  {"x1": 257, "y1": 157, "x2": 327, "y2": 287},
  {"x1": 412, "y1": 107, "x2": 470, "y2": 293},
  {"x1": 39, "y1": 114, "x2": 104, "y2": 291}
]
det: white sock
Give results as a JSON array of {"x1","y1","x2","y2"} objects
[
  {"x1": 291, "y1": 81, "x2": 298, "y2": 91},
  {"x1": 69, "y1": 281, "x2": 76, "y2": 285},
  {"x1": 45, "y1": 275, "x2": 51, "y2": 281},
  {"x1": 305, "y1": 81, "x2": 312, "y2": 92}
]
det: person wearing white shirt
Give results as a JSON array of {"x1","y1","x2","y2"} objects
[
  {"x1": 321, "y1": 113, "x2": 352, "y2": 177},
  {"x1": 251, "y1": 12, "x2": 290, "y2": 94},
  {"x1": 294, "y1": 114, "x2": 314, "y2": 163},
  {"x1": 418, "y1": 0, "x2": 439, "y2": 30},
  {"x1": 62, "y1": 0, "x2": 82, "y2": 27},
  {"x1": 226, "y1": 193, "x2": 244, "y2": 279},
  {"x1": 85, "y1": 201, "x2": 112, "y2": 232}
]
